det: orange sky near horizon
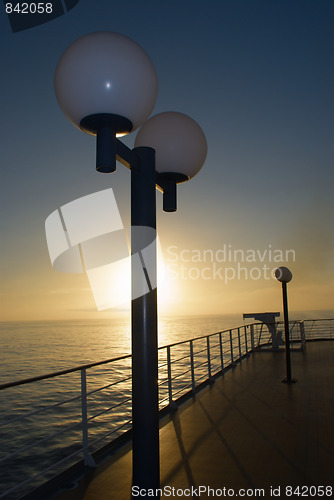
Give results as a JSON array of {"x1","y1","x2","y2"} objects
[{"x1": 1, "y1": 223, "x2": 333, "y2": 322}]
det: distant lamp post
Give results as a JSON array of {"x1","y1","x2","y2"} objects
[
  {"x1": 275, "y1": 266, "x2": 296, "y2": 383},
  {"x1": 54, "y1": 32, "x2": 207, "y2": 495}
]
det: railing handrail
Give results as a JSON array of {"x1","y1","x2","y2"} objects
[
  {"x1": 0, "y1": 352, "x2": 132, "y2": 391},
  {"x1": 302, "y1": 318, "x2": 333, "y2": 321},
  {"x1": 157, "y1": 327, "x2": 234, "y2": 349}
]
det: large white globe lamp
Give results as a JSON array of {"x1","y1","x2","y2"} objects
[{"x1": 55, "y1": 32, "x2": 158, "y2": 171}]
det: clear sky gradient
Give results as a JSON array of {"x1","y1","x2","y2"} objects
[{"x1": 0, "y1": 0, "x2": 333, "y2": 321}]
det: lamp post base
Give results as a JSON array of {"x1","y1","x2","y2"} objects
[{"x1": 282, "y1": 378, "x2": 297, "y2": 384}]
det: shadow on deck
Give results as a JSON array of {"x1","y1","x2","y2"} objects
[{"x1": 53, "y1": 341, "x2": 334, "y2": 499}]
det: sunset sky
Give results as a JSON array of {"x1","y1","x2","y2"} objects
[{"x1": 0, "y1": 0, "x2": 333, "y2": 321}]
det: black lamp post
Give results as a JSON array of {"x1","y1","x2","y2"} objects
[
  {"x1": 54, "y1": 32, "x2": 207, "y2": 496},
  {"x1": 275, "y1": 266, "x2": 296, "y2": 384}
]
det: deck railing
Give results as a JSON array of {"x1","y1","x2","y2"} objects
[
  {"x1": 0, "y1": 318, "x2": 332, "y2": 499},
  {"x1": 302, "y1": 318, "x2": 334, "y2": 340},
  {"x1": 250, "y1": 319, "x2": 307, "y2": 350}
]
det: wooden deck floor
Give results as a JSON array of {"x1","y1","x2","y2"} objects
[{"x1": 54, "y1": 341, "x2": 334, "y2": 499}]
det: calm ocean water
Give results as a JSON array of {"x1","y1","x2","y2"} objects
[
  {"x1": 0, "y1": 314, "x2": 248, "y2": 385},
  {"x1": 0, "y1": 311, "x2": 332, "y2": 499}
]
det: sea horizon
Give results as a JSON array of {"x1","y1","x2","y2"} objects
[
  {"x1": 1, "y1": 309, "x2": 333, "y2": 385},
  {"x1": 1, "y1": 307, "x2": 333, "y2": 324}
]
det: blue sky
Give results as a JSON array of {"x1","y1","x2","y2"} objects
[{"x1": 0, "y1": 0, "x2": 333, "y2": 320}]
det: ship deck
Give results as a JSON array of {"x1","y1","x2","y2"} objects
[{"x1": 54, "y1": 340, "x2": 334, "y2": 499}]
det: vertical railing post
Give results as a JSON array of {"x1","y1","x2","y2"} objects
[
  {"x1": 237, "y1": 327, "x2": 242, "y2": 360},
  {"x1": 207, "y1": 336, "x2": 213, "y2": 382},
  {"x1": 229, "y1": 329, "x2": 235, "y2": 366},
  {"x1": 167, "y1": 346, "x2": 174, "y2": 407},
  {"x1": 244, "y1": 326, "x2": 249, "y2": 356},
  {"x1": 80, "y1": 369, "x2": 96, "y2": 467},
  {"x1": 219, "y1": 332, "x2": 224, "y2": 372},
  {"x1": 190, "y1": 340, "x2": 195, "y2": 392},
  {"x1": 299, "y1": 321, "x2": 306, "y2": 350},
  {"x1": 250, "y1": 324, "x2": 255, "y2": 351}
]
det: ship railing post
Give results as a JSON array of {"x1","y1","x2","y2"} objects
[
  {"x1": 244, "y1": 325, "x2": 249, "y2": 357},
  {"x1": 207, "y1": 336, "x2": 214, "y2": 383},
  {"x1": 190, "y1": 340, "x2": 195, "y2": 392},
  {"x1": 80, "y1": 369, "x2": 96, "y2": 467},
  {"x1": 237, "y1": 327, "x2": 242, "y2": 360},
  {"x1": 250, "y1": 324, "x2": 255, "y2": 351},
  {"x1": 300, "y1": 321, "x2": 306, "y2": 350},
  {"x1": 230, "y1": 329, "x2": 236, "y2": 367},
  {"x1": 167, "y1": 346, "x2": 176, "y2": 409},
  {"x1": 219, "y1": 332, "x2": 224, "y2": 372}
]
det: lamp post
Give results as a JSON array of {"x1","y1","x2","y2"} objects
[
  {"x1": 54, "y1": 32, "x2": 207, "y2": 496},
  {"x1": 275, "y1": 266, "x2": 296, "y2": 383}
]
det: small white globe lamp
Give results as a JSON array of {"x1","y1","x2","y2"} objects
[
  {"x1": 135, "y1": 112, "x2": 207, "y2": 211},
  {"x1": 275, "y1": 266, "x2": 293, "y2": 283}
]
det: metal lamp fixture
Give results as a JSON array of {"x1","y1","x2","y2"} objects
[
  {"x1": 54, "y1": 31, "x2": 207, "y2": 496},
  {"x1": 275, "y1": 266, "x2": 296, "y2": 383}
]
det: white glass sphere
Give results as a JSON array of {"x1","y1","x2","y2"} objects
[
  {"x1": 134, "y1": 112, "x2": 207, "y2": 179},
  {"x1": 54, "y1": 32, "x2": 158, "y2": 133},
  {"x1": 275, "y1": 266, "x2": 293, "y2": 283}
]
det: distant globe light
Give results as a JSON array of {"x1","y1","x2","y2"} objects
[
  {"x1": 275, "y1": 266, "x2": 293, "y2": 283},
  {"x1": 135, "y1": 112, "x2": 207, "y2": 180},
  {"x1": 54, "y1": 32, "x2": 158, "y2": 134}
]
